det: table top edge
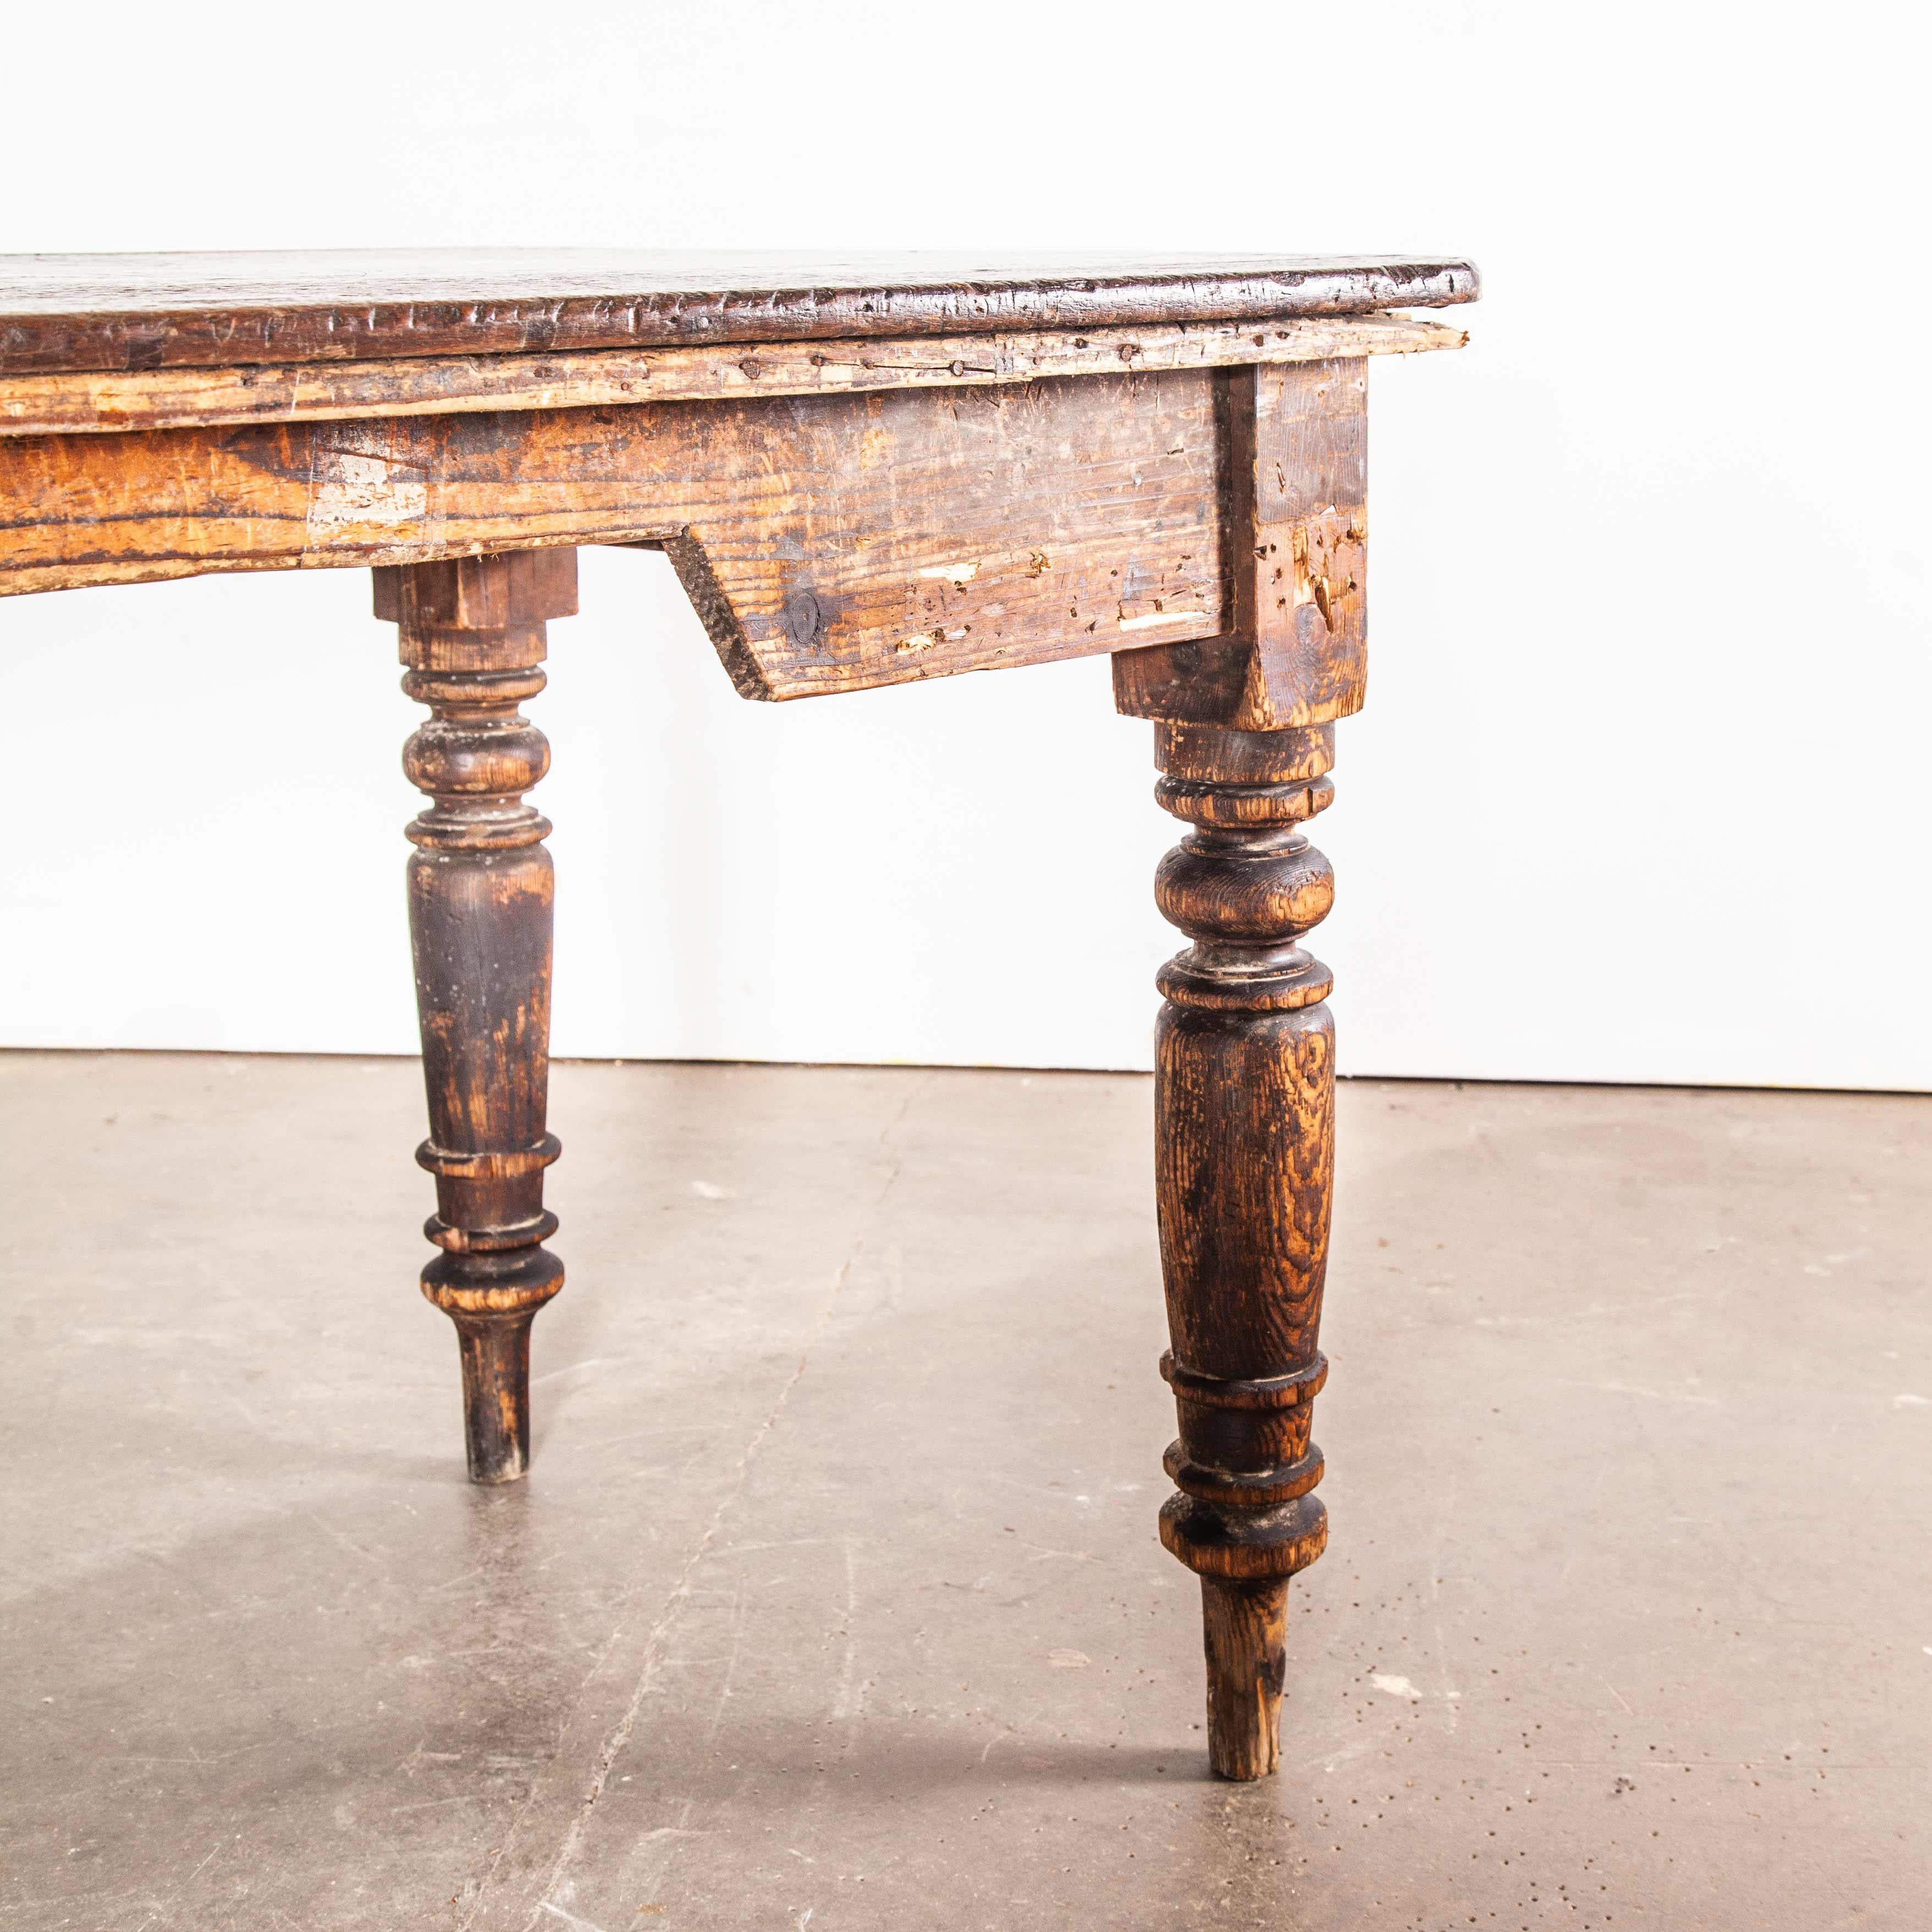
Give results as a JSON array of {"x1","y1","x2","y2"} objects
[{"x1": 0, "y1": 251, "x2": 1480, "y2": 376}]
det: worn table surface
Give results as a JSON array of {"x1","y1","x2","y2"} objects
[{"x1": 0, "y1": 250, "x2": 1479, "y2": 374}]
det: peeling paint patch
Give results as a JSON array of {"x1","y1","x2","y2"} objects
[{"x1": 307, "y1": 452, "x2": 426, "y2": 543}]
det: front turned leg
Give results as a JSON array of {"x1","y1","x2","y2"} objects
[
  {"x1": 375, "y1": 550, "x2": 578, "y2": 1483},
  {"x1": 1151, "y1": 719, "x2": 1338, "y2": 1778}
]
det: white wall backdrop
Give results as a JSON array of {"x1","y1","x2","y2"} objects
[{"x1": 2, "y1": 2, "x2": 1926, "y2": 1086}]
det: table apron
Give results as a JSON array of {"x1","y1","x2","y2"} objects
[{"x1": 0, "y1": 359, "x2": 1369, "y2": 713}]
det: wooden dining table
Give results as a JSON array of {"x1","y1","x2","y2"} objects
[{"x1": 0, "y1": 249, "x2": 1476, "y2": 1782}]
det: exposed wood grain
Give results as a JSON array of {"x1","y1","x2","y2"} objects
[
  {"x1": 0, "y1": 313, "x2": 1464, "y2": 437},
  {"x1": 1148, "y1": 720, "x2": 1338, "y2": 1778},
  {"x1": 1199, "y1": 1578, "x2": 1291, "y2": 1779},
  {"x1": 1114, "y1": 359, "x2": 1370, "y2": 730},
  {"x1": 669, "y1": 374, "x2": 1225, "y2": 699},
  {"x1": 0, "y1": 250, "x2": 1479, "y2": 374},
  {"x1": 0, "y1": 373, "x2": 1230, "y2": 700},
  {"x1": 384, "y1": 549, "x2": 576, "y2": 1483}
]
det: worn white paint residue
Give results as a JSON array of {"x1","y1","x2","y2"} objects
[
  {"x1": 917, "y1": 561, "x2": 979, "y2": 583},
  {"x1": 307, "y1": 453, "x2": 426, "y2": 537},
  {"x1": 1895, "y1": 1393, "x2": 1932, "y2": 1409},
  {"x1": 1048, "y1": 1648, "x2": 1091, "y2": 1668},
  {"x1": 689, "y1": 1180, "x2": 732, "y2": 1200},
  {"x1": 1116, "y1": 609, "x2": 1207, "y2": 632},
  {"x1": 1371, "y1": 1673, "x2": 1424, "y2": 1700}
]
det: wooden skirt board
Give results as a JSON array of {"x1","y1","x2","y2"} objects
[
  {"x1": 0, "y1": 248, "x2": 1477, "y2": 1782},
  {"x1": 0, "y1": 346, "x2": 1413, "y2": 709}
]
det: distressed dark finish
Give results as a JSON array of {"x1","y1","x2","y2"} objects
[
  {"x1": 0, "y1": 249, "x2": 1478, "y2": 375},
  {"x1": 379, "y1": 548, "x2": 575, "y2": 1484},
  {"x1": 1145, "y1": 714, "x2": 1340, "y2": 1779},
  {"x1": 0, "y1": 243, "x2": 1474, "y2": 1781}
]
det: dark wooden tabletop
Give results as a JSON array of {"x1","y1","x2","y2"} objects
[{"x1": 0, "y1": 250, "x2": 1479, "y2": 376}]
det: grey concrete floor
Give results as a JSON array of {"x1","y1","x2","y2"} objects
[{"x1": 2, "y1": 1055, "x2": 1928, "y2": 1930}]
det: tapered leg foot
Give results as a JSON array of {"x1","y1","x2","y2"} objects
[
  {"x1": 432, "y1": 1243, "x2": 567, "y2": 1482},
  {"x1": 451, "y1": 1311, "x2": 538, "y2": 1484},
  {"x1": 1200, "y1": 1577, "x2": 1289, "y2": 1779}
]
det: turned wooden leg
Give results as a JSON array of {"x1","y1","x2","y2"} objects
[
  {"x1": 1150, "y1": 719, "x2": 1337, "y2": 1778},
  {"x1": 374, "y1": 550, "x2": 577, "y2": 1483}
]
